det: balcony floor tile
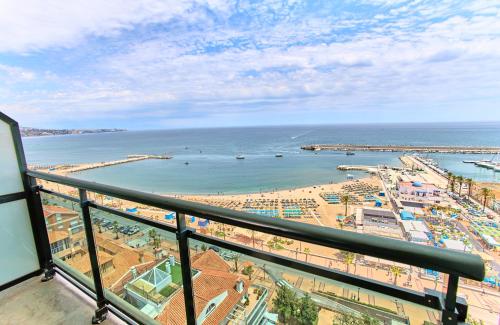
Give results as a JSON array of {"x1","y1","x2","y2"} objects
[{"x1": 0, "y1": 275, "x2": 123, "y2": 325}]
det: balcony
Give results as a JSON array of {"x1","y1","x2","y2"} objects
[{"x1": 0, "y1": 111, "x2": 486, "y2": 325}]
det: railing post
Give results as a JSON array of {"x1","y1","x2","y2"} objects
[
  {"x1": 442, "y1": 274, "x2": 459, "y2": 325},
  {"x1": 27, "y1": 181, "x2": 55, "y2": 281},
  {"x1": 79, "y1": 189, "x2": 108, "y2": 324},
  {"x1": 176, "y1": 212, "x2": 197, "y2": 325}
]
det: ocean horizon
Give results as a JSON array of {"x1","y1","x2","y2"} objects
[{"x1": 22, "y1": 122, "x2": 500, "y2": 194}]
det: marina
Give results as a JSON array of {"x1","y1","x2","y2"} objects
[{"x1": 302, "y1": 144, "x2": 500, "y2": 154}]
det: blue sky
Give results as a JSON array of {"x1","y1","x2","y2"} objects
[{"x1": 1, "y1": 0, "x2": 500, "y2": 129}]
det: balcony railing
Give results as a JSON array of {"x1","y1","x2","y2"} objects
[{"x1": 0, "y1": 112, "x2": 486, "y2": 325}]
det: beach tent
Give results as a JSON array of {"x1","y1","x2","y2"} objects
[
  {"x1": 198, "y1": 219, "x2": 209, "y2": 227},
  {"x1": 189, "y1": 216, "x2": 196, "y2": 223},
  {"x1": 400, "y1": 210, "x2": 415, "y2": 220},
  {"x1": 412, "y1": 181, "x2": 423, "y2": 187},
  {"x1": 126, "y1": 207, "x2": 138, "y2": 213},
  {"x1": 375, "y1": 200, "x2": 383, "y2": 207},
  {"x1": 164, "y1": 212, "x2": 175, "y2": 220}
]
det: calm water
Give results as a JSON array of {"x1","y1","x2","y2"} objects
[{"x1": 23, "y1": 123, "x2": 500, "y2": 194}]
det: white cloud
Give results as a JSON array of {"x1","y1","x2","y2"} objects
[{"x1": 1, "y1": 0, "x2": 500, "y2": 126}]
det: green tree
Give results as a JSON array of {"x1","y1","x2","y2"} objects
[
  {"x1": 466, "y1": 178, "x2": 474, "y2": 198},
  {"x1": 112, "y1": 221, "x2": 119, "y2": 239},
  {"x1": 298, "y1": 294, "x2": 319, "y2": 325},
  {"x1": 95, "y1": 218, "x2": 103, "y2": 233},
  {"x1": 148, "y1": 229, "x2": 157, "y2": 244},
  {"x1": 446, "y1": 172, "x2": 453, "y2": 189},
  {"x1": 341, "y1": 195, "x2": 350, "y2": 216},
  {"x1": 390, "y1": 266, "x2": 403, "y2": 285},
  {"x1": 479, "y1": 187, "x2": 494, "y2": 211},
  {"x1": 273, "y1": 285, "x2": 298, "y2": 323},
  {"x1": 304, "y1": 247, "x2": 311, "y2": 263},
  {"x1": 231, "y1": 254, "x2": 241, "y2": 272},
  {"x1": 449, "y1": 175, "x2": 456, "y2": 193},
  {"x1": 333, "y1": 313, "x2": 381, "y2": 325},
  {"x1": 456, "y1": 175, "x2": 464, "y2": 196},
  {"x1": 242, "y1": 265, "x2": 254, "y2": 280},
  {"x1": 339, "y1": 251, "x2": 356, "y2": 273}
]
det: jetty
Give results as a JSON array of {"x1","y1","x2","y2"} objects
[
  {"x1": 337, "y1": 165, "x2": 378, "y2": 173},
  {"x1": 33, "y1": 154, "x2": 171, "y2": 175},
  {"x1": 301, "y1": 144, "x2": 500, "y2": 154}
]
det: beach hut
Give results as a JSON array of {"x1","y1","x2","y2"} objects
[{"x1": 126, "y1": 207, "x2": 138, "y2": 213}]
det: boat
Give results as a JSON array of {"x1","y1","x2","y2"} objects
[
  {"x1": 275, "y1": 153, "x2": 283, "y2": 158},
  {"x1": 236, "y1": 155, "x2": 245, "y2": 160},
  {"x1": 463, "y1": 160, "x2": 477, "y2": 163},
  {"x1": 346, "y1": 151, "x2": 355, "y2": 156},
  {"x1": 184, "y1": 161, "x2": 189, "y2": 165}
]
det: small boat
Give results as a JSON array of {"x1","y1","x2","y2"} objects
[
  {"x1": 275, "y1": 153, "x2": 283, "y2": 158},
  {"x1": 463, "y1": 160, "x2": 476, "y2": 163},
  {"x1": 236, "y1": 155, "x2": 245, "y2": 160},
  {"x1": 184, "y1": 161, "x2": 189, "y2": 165},
  {"x1": 346, "y1": 151, "x2": 355, "y2": 156}
]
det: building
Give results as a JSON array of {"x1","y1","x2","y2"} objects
[
  {"x1": 43, "y1": 205, "x2": 83, "y2": 234},
  {"x1": 400, "y1": 220, "x2": 430, "y2": 244},
  {"x1": 44, "y1": 205, "x2": 86, "y2": 260},
  {"x1": 157, "y1": 250, "x2": 259, "y2": 325},
  {"x1": 396, "y1": 181, "x2": 442, "y2": 199},
  {"x1": 356, "y1": 207, "x2": 402, "y2": 239}
]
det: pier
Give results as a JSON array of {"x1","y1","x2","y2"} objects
[
  {"x1": 337, "y1": 165, "x2": 378, "y2": 173},
  {"x1": 32, "y1": 154, "x2": 171, "y2": 175},
  {"x1": 301, "y1": 144, "x2": 500, "y2": 154}
]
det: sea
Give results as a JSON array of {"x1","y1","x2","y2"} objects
[{"x1": 22, "y1": 123, "x2": 500, "y2": 194}]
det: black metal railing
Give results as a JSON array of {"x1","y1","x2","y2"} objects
[{"x1": 26, "y1": 169, "x2": 485, "y2": 325}]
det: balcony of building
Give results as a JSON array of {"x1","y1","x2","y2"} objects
[{"x1": 0, "y1": 111, "x2": 486, "y2": 325}]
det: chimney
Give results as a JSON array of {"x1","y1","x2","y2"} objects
[
  {"x1": 236, "y1": 280, "x2": 244, "y2": 293},
  {"x1": 169, "y1": 255, "x2": 175, "y2": 266},
  {"x1": 131, "y1": 266, "x2": 137, "y2": 279}
]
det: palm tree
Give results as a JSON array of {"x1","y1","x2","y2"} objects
[
  {"x1": 340, "y1": 194, "x2": 350, "y2": 216},
  {"x1": 231, "y1": 254, "x2": 241, "y2": 272},
  {"x1": 95, "y1": 219, "x2": 103, "y2": 233},
  {"x1": 456, "y1": 176, "x2": 464, "y2": 196},
  {"x1": 148, "y1": 229, "x2": 158, "y2": 244},
  {"x1": 340, "y1": 251, "x2": 355, "y2": 273},
  {"x1": 446, "y1": 172, "x2": 453, "y2": 189},
  {"x1": 304, "y1": 247, "x2": 311, "y2": 263},
  {"x1": 390, "y1": 266, "x2": 403, "y2": 285},
  {"x1": 449, "y1": 175, "x2": 456, "y2": 193},
  {"x1": 112, "y1": 221, "x2": 119, "y2": 239},
  {"x1": 466, "y1": 178, "x2": 474, "y2": 198},
  {"x1": 479, "y1": 188, "x2": 494, "y2": 211}
]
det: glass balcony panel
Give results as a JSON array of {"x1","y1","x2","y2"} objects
[
  {"x1": 0, "y1": 200, "x2": 39, "y2": 285},
  {"x1": 187, "y1": 238, "x2": 443, "y2": 325},
  {"x1": 40, "y1": 192, "x2": 95, "y2": 289},
  {"x1": 0, "y1": 120, "x2": 24, "y2": 195},
  {"x1": 89, "y1": 206, "x2": 181, "y2": 323}
]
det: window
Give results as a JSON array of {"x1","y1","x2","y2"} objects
[{"x1": 205, "y1": 303, "x2": 216, "y2": 316}]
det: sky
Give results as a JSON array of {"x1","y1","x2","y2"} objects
[{"x1": 0, "y1": 0, "x2": 499, "y2": 129}]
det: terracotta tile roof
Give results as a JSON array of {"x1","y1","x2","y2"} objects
[
  {"x1": 47, "y1": 230, "x2": 69, "y2": 243},
  {"x1": 191, "y1": 249, "x2": 231, "y2": 273},
  {"x1": 66, "y1": 251, "x2": 114, "y2": 275},
  {"x1": 43, "y1": 205, "x2": 78, "y2": 218},
  {"x1": 157, "y1": 251, "x2": 249, "y2": 325}
]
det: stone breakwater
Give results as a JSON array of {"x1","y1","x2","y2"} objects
[{"x1": 301, "y1": 144, "x2": 500, "y2": 154}]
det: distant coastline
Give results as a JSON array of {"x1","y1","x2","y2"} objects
[{"x1": 20, "y1": 127, "x2": 127, "y2": 137}]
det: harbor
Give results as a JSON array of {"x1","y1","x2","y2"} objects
[{"x1": 301, "y1": 144, "x2": 500, "y2": 154}]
